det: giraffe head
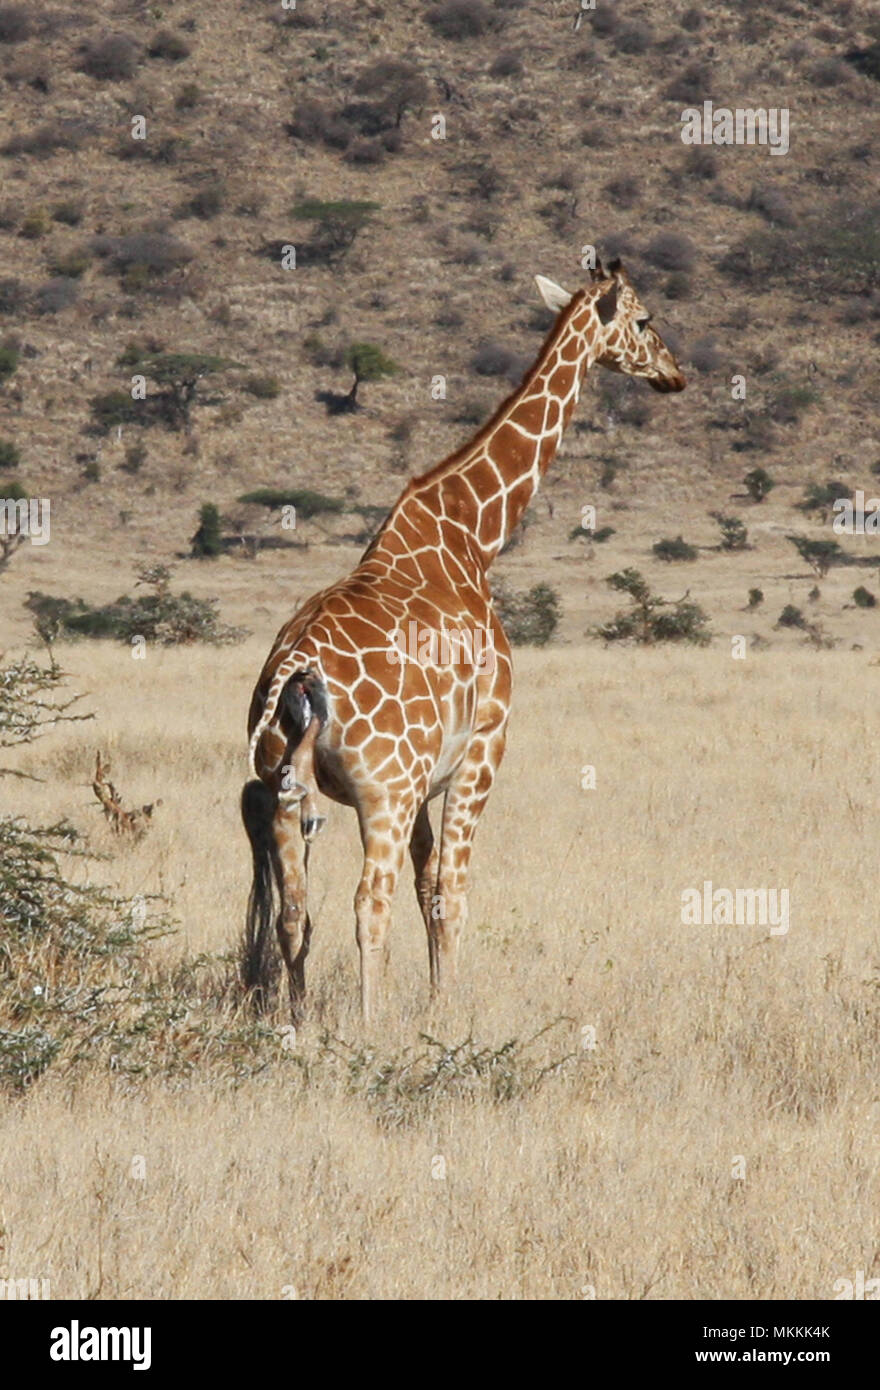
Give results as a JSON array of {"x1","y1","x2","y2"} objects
[{"x1": 536, "y1": 259, "x2": 686, "y2": 393}]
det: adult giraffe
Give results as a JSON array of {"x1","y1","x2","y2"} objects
[{"x1": 242, "y1": 259, "x2": 685, "y2": 1021}]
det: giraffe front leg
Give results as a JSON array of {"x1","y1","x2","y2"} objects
[
  {"x1": 272, "y1": 801, "x2": 311, "y2": 1023},
  {"x1": 355, "y1": 803, "x2": 411, "y2": 1023}
]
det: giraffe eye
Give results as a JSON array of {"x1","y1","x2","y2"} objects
[{"x1": 636, "y1": 317, "x2": 652, "y2": 333}]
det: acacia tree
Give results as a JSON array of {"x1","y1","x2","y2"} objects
[
  {"x1": 120, "y1": 348, "x2": 239, "y2": 431},
  {"x1": 343, "y1": 342, "x2": 398, "y2": 408}
]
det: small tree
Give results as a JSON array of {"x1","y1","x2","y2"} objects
[
  {"x1": 710, "y1": 512, "x2": 749, "y2": 550},
  {"x1": 786, "y1": 534, "x2": 844, "y2": 578},
  {"x1": 744, "y1": 467, "x2": 775, "y2": 503},
  {"x1": 343, "y1": 342, "x2": 398, "y2": 408},
  {"x1": 129, "y1": 351, "x2": 238, "y2": 431},
  {"x1": 291, "y1": 199, "x2": 378, "y2": 266}
]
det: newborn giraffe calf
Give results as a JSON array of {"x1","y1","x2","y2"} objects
[{"x1": 242, "y1": 259, "x2": 686, "y2": 1022}]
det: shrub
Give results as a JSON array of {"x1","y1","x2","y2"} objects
[
  {"x1": 605, "y1": 175, "x2": 641, "y2": 207},
  {"x1": 2, "y1": 122, "x2": 84, "y2": 157},
  {"x1": 664, "y1": 271, "x2": 692, "y2": 300},
  {"x1": 120, "y1": 441, "x2": 146, "y2": 474},
  {"x1": 0, "y1": 279, "x2": 26, "y2": 316},
  {"x1": 426, "y1": 1, "x2": 495, "y2": 40},
  {"x1": 744, "y1": 467, "x2": 775, "y2": 503},
  {"x1": 19, "y1": 208, "x2": 48, "y2": 239},
  {"x1": 78, "y1": 34, "x2": 140, "y2": 82},
  {"x1": 179, "y1": 181, "x2": 225, "y2": 219},
  {"x1": 91, "y1": 230, "x2": 194, "y2": 275},
  {"x1": 48, "y1": 250, "x2": 90, "y2": 279},
  {"x1": 598, "y1": 569, "x2": 711, "y2": 645},
  {"x1": 710, "y1": 513, "x2": 748, "y2": 550},
  {"x1": 0, "y1": 343, "x2": 19, "y2": 382},
  {"x1": 664, "y1": 63, "x2": 712, "y2": 103},
  {"x1": 175, "y1": 82, "x2": 201, "y2": 110},
  {"x1": 777, "y1": 604, "x2": 806, "y2": 629},
  {"x1": 0, "y1": 4, "x2": 29, "y2": 42},
  {"x1": 493, "y1": 582, "x2": 559, "y2": 646},
  {"x1": 809, "y1": 57, "x2": 849, "y2": 87},
  {"x1": 747, "y1": 184, "x2": 796, "y2": 228},
  {"x1": 191, "y1": 503, "x2": 222, "y2": 558},
  {"x1": 90, "y1": 390, "x2": 139, "y2": 431},
  {"x1": 768, "y1": 383, "x2": 818, "y2": 424},
  {"x1": 470, "y1": 341, "x2": 519, "y2": 378},
  {"x1": 148, "y1": 29, "x2": 191, "y2": 61},
  {"x1": 614, "y1": 22, "x2": 653, "y2": 54},
  {"x1": 797, "y1": 479, "x2": 851, "y2": 522},
  {"x1": 845, "y1": 42, "x2": 880, "y2": 81},
  {"x1": 644, "y1": 232, "x2": 695, "y2": 272},
  {"x1": 748, "y1": 588, "x2": 764, "y2": 608},
  {"x1": 0, "y1": 440, "x2": 20, "y2": 469},
  {"x1": 853, "y1": 586, "x2": 876, "y2": 608},
  {"x1": 653, "y1": 535, "x2": 698, "y2": 562},
  {"x1": 489, "y1": 49, "x2": 522, "y2": 78},
  {"x1": 244, "y1": 374, "x2": 280, "y2": 400},
  {"x1": 689, "y1": 337, "x2": 723, "y2": 373},
  {"x1": 32, "y1": 277, "x2": 78, "y2": 316},
  {"x1": 26, "y1": 566, "x2": 247, "y2": 645},
  {"x1": 353, "y1": 57, "x2": 427, "y2": 125}
]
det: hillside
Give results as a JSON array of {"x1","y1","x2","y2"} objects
[{"x1": 0, "y1": 0, "x2": 879, "y2": 653}]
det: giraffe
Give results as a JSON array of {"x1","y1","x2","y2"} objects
[{"x1": 242, "y1": 258, "x2": 685, "y2": 1022}]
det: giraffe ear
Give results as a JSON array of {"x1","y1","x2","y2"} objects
[
  {"x1": 596, "y1": 278, "x2": 619, "y2": 326},
  {"x1": 534, "y1": 275, "x2": 573, "y2": 313}
]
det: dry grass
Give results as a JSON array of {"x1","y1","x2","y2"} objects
[{"x1": 2, "y1": 641, "x2": 879, "y2": 1299}]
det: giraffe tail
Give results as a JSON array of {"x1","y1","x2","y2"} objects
[
  {"x1": 279, "y1": 671, "x2": 328, "y2": 843},
  {"x1": 240, "y1": 776, "x2": 279, "y2": 1011}
]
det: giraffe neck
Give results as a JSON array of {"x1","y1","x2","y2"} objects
[{"x1": 386, "y1": 296, "x2": 599, "y2": 574}]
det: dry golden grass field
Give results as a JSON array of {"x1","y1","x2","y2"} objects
[
  {"x1": 2, "y1": 640, "x2": 880, "y2": 1299},
  {"x1": 1, "y1": 0, "x2": 880, "y2": 1305}
]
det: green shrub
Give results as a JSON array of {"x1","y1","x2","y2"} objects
[
  {"x1": 778, "y1": 604, "x2": 806, "y2": 629},
  {"x1": 0, "y1": 440, "x2": 20, "y2": 469},
  {"x1": 598, "y1": 569, "x2": 711, "y2": 645},
  {"x1": 853, "y1": 586, "x2": 876, "y2": 608},
  {"x1": 653, "y1": 535, "x2": 698, "y2": 562},
  {"x1": 191, "y1": 503, "x2": 223, "y2": 558},
  {"x1": 244, "y1": 373, "x2": 280, "y2": 399},
  {"x1": 744, "y1": 467, "x2": 774, "y2": 503},
  {"x1": 710, "y1": 512, "x2": 748, "y2": 550},
  {"x1": 26, "y1": 566, "x2": 248, "y2": 645},
  {"x1": 748, "y1": 588, "x2": 764, "y2": 608},
  {"x1": 493, "y1": 582, "x2": 559, "y2": 646}
]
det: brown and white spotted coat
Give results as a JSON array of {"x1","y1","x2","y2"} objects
[{"x1": 244, "y1": 261, "x2": 685, "y2": 1021}]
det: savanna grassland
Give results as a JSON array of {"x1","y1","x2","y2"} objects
[{"x1": 1, "y1": 0, "x2": 880, "y2": 1301}]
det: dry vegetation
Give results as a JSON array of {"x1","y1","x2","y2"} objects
[{"x1": 1, "y1": 0, "x2": 880, "y2": 1301}]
